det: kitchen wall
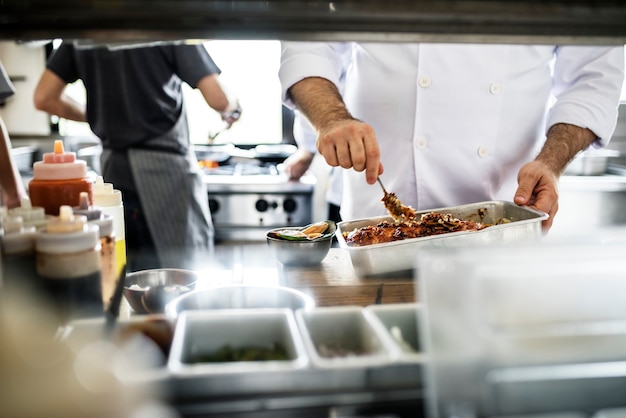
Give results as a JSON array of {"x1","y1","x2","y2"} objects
[{"x1": 0, "y1": 41, "x2": 51, "y2": 136}]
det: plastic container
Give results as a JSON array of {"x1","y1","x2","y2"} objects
[
  {"x1": 35, "y1": 205, "x2": 102, "y2": 324},
  {"x1": 92, "y1": 176, "x2": 126, "y2": 279},
  {"x1": 8, "y1": 197, "x2": 48, "y2": 229},
  {"x1": 1, "y1": 215, "x2": 38, "y2": 293},
  {"x1": 28, "y1": 140, "x2": 93, "y2": 216},
  {"x1": 73, "y1": 192, "x2": 117, "y2": 310}
]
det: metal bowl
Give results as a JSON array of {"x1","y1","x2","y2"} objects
[
  {"x1": 165, "y1": 284, "x2": 315, "y2": 317},
  {"x1": 266, "y1": 227, "x2": 333, "y2": 267},
  {"x1": 123, "y1": 268, "x2": 198, "y2": 314}
]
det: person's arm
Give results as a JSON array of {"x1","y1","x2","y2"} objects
[
  {"x1": 0, "y1": 117, "x2": 27, "y2": 209},
  {"x1": 196, "y1": 74, "x2": 241, "y2": 127},
  {"x1": 288, "y1": 76, "x2": 382, "y2": 184},
  {"x1": 514, "y1": 123, "x2": 597, "y2": 231},
  {"x1": 283, "y1": 110, "x2": 318, "y2": 180},
  {"x1": 33, "y1": 69, "x2": 86, "y2": 122},
  {"x1": 514, "y1": 46, "x2": 624, "y2": 232}
]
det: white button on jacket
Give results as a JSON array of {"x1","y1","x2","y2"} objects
[
  {"x1": 418, "y1": 75, "x2": 432, "y2": 88},
  {"x1": 280, "y1": 42, "x2": 625, "y2": 220}
]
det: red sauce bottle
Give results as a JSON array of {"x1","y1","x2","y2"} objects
[{"x1": 28, "y1": 140, "x2": 93, "y2": 216}]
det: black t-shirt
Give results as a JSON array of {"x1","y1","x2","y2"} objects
[{"x1": 47, "y1": 42, "x2": 221, "y2": 148}]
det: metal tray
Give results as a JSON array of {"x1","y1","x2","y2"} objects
[{"x1": 336, "y1": 200, "x2": 548, "y2": 277}]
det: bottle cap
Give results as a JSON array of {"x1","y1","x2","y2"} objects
[
  {"x1": 90, "y1": 213, "x2": 114, "y2": 238},
  {"x1": 8, "y1": 198, "x2": 48, "y2": 229},
  {"x1": 1, "y1": 215, "x2": 37, "y2": 255},
  {"x1": 32, "y1": 140, "x2": 88, "y2": 180},
  {"x1": 72, "y1": 192, "x2": 102, "y2": 221},
  {"x1": 36, "y1": 206, "x2": 99, "y2": 254},
  {"x1": 92, "y1": 176, "x2": 123, "y2": 207}
]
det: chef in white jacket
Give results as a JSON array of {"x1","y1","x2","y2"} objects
[
  {"x1": 279, "y1": 43, "x2": 625, "y2": 231},
  {"x1": 283, "y1": 109, "x2": 344, "y2": 222}
]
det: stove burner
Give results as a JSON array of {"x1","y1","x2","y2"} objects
[{"x1": 203, "y1": 162, "x2": 279, "y2": 176}]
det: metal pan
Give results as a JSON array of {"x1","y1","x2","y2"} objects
[{"x1": 336, "y1": 200, "x2": 548, "y2": 277}]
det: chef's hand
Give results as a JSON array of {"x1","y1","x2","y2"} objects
[
  {"x1": 316, "y1": 118, "x2": 384, "y2": 185},
  {"x1": 288, "y1": 77, "x2": 383, "y2": 184},
  {"x1": 514, "y1": 160, "x2": 559, "y2": 232},
  {"x1": 282, "y1": 148, "x2": 315, "y2": 180},
  {"x1": 220, "y1": 101, "x2": 242, "y2": 128},
  {"x1": 514, "y1": 123, "x2": 597, "y2": 233}
]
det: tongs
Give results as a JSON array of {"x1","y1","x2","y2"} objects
[{"x1": 377, "y1": 177, "x2": 418, "y2": 224}]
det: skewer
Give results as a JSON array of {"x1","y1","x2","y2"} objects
[{"x1": 377, "y1": 177, "x2": 388, "y2": 194}]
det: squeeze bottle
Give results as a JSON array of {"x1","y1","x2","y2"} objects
[
  {"x1": 92, "y1": 176, "x2": 126, "y2": 278},
  {"x1": 8, "y1": 198, "x2": 48, "y2": 229},
  {"x1": 1, "y1": 215, "x2": 38, "y2": 294},
  {"x1": 28, "y1": 140, "x2": 93, "y2": 216},
  {"x1": 35, "y1": 205, "x2": 102, "y2": 324},
  {"x1": 73, "y1": 192, "x2": 117, "y2": 309}
]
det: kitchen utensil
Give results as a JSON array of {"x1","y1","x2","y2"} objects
[
  {"x1": 165, "y1": 284, "x2": 315, "y2": 317},
  {"x1": 142, "y1": 284, "x2": 192, "y2": 314},
  {"x1": 208, "y1": 126, "x2": 229, "y2": 143},
  {"x1": 336, "y1": 200, "x2": 548, "y2": 276},
  {"x1": 377, "y1": 177, "x2": 418, "y2": 223},
  {"x1": 377, "y1": 177, "x2": 388, "y2": 194},
  {"x1": 168, "y1": 309, "x2": 308, "y2": 374},
  {"x1": 266, "y1": 226, "x2": 333, "y2": 266},
  {"x1": 104, "y1": 263, "x2": 127, "y2": 335},
  {"x1": 123, "y1": 268, "x2": 198, "y2": 314}
]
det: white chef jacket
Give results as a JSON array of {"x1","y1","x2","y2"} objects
[
  {"x1": 292, "y1": 109, "x2": 344, "y2": 207},
  {"x1": 280, "y1": 43, "x2": 625, "y2": 221}
]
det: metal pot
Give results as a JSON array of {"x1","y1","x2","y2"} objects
[{"x1": 564, "y1": 148, "x2": 620, "y2": 176}]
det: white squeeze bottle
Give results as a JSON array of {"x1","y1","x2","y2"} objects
[{"x1": 92, "y1": 176, "x2": 126, "y2": 278}]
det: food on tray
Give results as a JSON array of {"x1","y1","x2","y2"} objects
[
  {"x1": 317, "y1": 343, "x2": 370, "y2": 358},
  {"x1": 186, "y1": 342, "x2": 289, "y2": 363},
  {"x1": 382, "y1": 191, "x2": 418, "y2": 224},
  {"x1": 344, "y1": 212, "x2": 491, "y2": 246},
  {"x1": 267, "y1": 220, "x2": 336, "y2": 241}
]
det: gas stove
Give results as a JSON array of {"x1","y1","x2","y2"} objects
[{"x1": 202, "y1": 161, "x2": 316, "y2": 241}]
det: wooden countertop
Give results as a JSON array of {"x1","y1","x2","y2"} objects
[
  {"x1": 206, "y1": 242, "x2": 416, "y2": 307},
  {"x1": 277, "y1": 248, "x2": 417, "y2": 307}
]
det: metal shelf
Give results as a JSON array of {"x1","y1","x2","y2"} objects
[{"x1": 2, "y1": 1, "x2": 626, "y2": 45}]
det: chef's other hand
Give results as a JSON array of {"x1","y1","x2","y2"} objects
[
  {"x1": 316, "y1": 118, "x2": 383, "y2": 184},
  {"x1": 283, "y1": 148, "x2": 315, "y2": 180},
  {"x1": 220, "y1": 101, "x2": 242, "y2": 128},
  {"x1": 514, "y1": 160, "x2": 559, "y2": 232}
]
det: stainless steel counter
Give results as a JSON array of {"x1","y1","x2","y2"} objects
[{"x1": 113, "y1": 241, "x2": 420, "y2": 417}]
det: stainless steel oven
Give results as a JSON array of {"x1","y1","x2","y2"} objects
[{"x1": 197, "y1": 145, "x2": 316, "y2": 241}]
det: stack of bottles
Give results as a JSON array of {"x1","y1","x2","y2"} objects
[{"x1": 0, "y1": 139, "x2": 128, "y2": 326}]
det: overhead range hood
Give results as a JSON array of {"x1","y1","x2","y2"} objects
[{"x1": 1, "y1": 0, "x2": 626, "y2": 45}]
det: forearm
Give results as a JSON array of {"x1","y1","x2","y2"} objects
[
  {"x1": 535, "y1": 123, "x2": 597, "y2": 175},
  {"x1": 288, "y1": 77, "x2": 352, "y2": 130},
  {"x1": 197, "y1": 74, "x2": 235, "y2": 113},
  {"x1": 49, "y1": 94, "x2": 87, "y2": 122},
  {"x1": 0, "y1": 119, "x2": 27, "y2": 208},
  {"x1": 34, "y1": 69, "x2": 86, "y2": 122}
]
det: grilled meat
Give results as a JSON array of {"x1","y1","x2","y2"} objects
[{"x1": 344, "y1": 212, "x2": 490, "y2": 246}]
